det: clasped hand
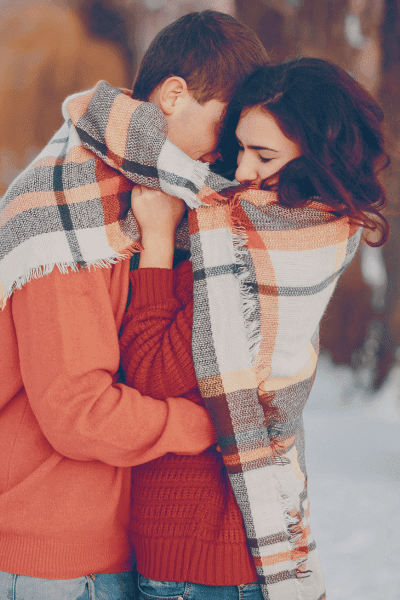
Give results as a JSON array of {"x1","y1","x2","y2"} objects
[{"x1": 130, "y1": 185, "x2": 186, "y2": 269}]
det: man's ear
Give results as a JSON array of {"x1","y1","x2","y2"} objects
[{"x1": 157, "y1": 77, "x2": 190, "y2": 115}]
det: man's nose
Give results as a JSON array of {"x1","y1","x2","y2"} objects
[{"x1": 235, "y1": 156, "x2": 258, "y2": 183}]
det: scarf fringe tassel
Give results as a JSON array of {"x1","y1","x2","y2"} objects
[
  {"x1": 230, "y1": 229, "x2": 262, "y2": 366},
  {"x1": 280, "y1": 488, "x2": 316, "y2": 600},
  {"x1": 0, "y1": 251, "x2": 137, "y2": 310},
  {"x1": 161, "y1": 161, "x2": 210, "y2": 210}
]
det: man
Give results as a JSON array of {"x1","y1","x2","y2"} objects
[{"x1": 0, "y1": 11, "x2": 268, "y2": 599}]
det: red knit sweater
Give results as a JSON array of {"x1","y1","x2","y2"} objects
[{"x1": 119, "y1": 261, "x2": 257, "y2": 585}]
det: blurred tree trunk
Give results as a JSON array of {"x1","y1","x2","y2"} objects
[
  {"x1": 376, "y1": 0, "x2": 400, "y2": 386},
  {"x1": 0, "y1": 0, "x2": 130, "y2": 195}
]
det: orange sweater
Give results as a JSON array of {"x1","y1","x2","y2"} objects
[
  {"x1": 119, "y1": 262, "x2": 257, "y2": 585},
  {"x1": 0, "y1": 258, "x2": 216, "y2": 579}
]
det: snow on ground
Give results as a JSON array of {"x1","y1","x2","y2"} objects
[{"x1": 304, "y1": 353, "x2": 400, "y2": 600}]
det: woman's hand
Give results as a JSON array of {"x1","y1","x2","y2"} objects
[
  {"x1": 131, "y1": 186, "x2": 186, "y2": 268},
  {"x1": 131, "y1": 186, "x2": 185, "y2": 237}
]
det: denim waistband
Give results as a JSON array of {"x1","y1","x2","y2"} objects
[
  {"x1": 0, "y1": 570, "x2": 134, "y2": 600},
  {"x1": 137, "y1": 574, "x2": 263, "y2": 600}
]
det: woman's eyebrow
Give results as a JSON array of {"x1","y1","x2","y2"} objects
[
  {"x1": 235, "y1": 134, "x2": 278, "y2": 153},
  {"x1": 248, "y1": 145, "x2": 278, "y2": 152}
]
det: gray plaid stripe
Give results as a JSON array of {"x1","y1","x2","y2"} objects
[
  {"x1": 250, "y1": 531, "x2": 289, "y2": 548},
  {"x1": 126, "y1": 102, "x2": 166, "y2": 169},
  {"x1": 158, "y1": 170, "x2": 200, "y2": 194},
  {"x1": 240, "y1": 198, "x2": 338, "y2": 231},
  {"x1": 0, "y1": 198, "x2": 108, "y2": 260},
  {"x1": 192, "y1": 281, "x2": 222, "y2": 380},
  {"x1": 229, "y1": 471, "x2": 259, "y2": 542},
  {"x1": 77, "y1": 80, "x2": 118, "y2": 142},
  {"x1": 204, "y1": 171, "x2": 232, "y2": 192},
  {"x1": 58, "y1": 158, "x2": 99, "y2": 189},
  {"x1": 0, "y1": 207, "x2": 64, "y2": 260},
  {"x1": 3, "y1": 165, "x2": 62, "y2": 200},
  {"x1": 257, "y1": 267, "x2": 345, "y2": 296},
  {"x1": 262, "y1": 570, "x2": 298, "y2": 585}
]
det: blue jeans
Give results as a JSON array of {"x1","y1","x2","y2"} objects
[
  {"x1": 137, "y1": 575, "x2": 263, "y2": 600},
  {"x1": 0, "y1": 570, "x2": 134, "y2": 599}
]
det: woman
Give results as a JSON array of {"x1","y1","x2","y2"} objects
[{"x1": 120, "y1": 58, "x2": 389, "y2": 600}]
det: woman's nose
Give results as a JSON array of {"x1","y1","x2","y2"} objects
[{"x1": 235, "y1": 154, "x2": 258, "y2": 183}]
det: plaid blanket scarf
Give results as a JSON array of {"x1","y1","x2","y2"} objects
[
  {"x1": 189, "y1": 188, "x2": 360, "y2": 600},
  {"x1": 0, "y1": 81, "x2": 212, "y2": 307},
  {"x1": 0, "y1": 81, "x2": 361, "y2": 600}
]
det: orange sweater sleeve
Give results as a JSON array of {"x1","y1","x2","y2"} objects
[
  {"x1": 119, "y1": 261, "x2": 199, "y2": 401},
  {"x1": 9, "y1": 262, "x2": 216, "y2": 466}
]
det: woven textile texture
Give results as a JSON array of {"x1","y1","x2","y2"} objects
[
  {"x1": 0, "y1": 82, "x2": 361, "y2": 600},
  {"x1": 0, "y1": 81, "x2": 211, "y2": 308},
  {"x1": 189, "y1": 187, "x2": 360, "y2": 600}
]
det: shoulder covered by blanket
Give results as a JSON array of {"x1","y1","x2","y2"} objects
[{"x1": 0, "y1": 80, "x2": 228, "y2": 307}]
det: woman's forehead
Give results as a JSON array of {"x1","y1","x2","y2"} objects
[{"x1": 236, "y1": 107, "x2": 284, "y2": 146}]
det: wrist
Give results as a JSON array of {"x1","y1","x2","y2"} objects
[{"x1": 139, "y1": 233, "x2": 174, "y2": 268}]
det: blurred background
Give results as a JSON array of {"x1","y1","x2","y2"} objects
[{"x1": 1, "y1": 1, "x2": 399, "y2": 597}]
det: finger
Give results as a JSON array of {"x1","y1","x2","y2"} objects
[{"x1": 131, "y1": 185, "x2": 143, "y2": 197}]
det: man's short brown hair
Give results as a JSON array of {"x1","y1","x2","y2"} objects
[{"x1": 132, "y1": 10, "x2": 268, "y2": 104}]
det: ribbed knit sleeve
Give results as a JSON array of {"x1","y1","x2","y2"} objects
[{"x1": 119, "y1": 260, "x2": 200, "y2": 402}]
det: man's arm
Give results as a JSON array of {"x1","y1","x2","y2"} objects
[{"x1": 9, "y1": 262, "x2": 216, "y2": 466}]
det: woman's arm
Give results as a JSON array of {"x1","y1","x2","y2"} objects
[
  {"x1": 120, "y1": 262, "x2": 198, "y2": 401},
  {"x1": 119, "y1": 186, "x2": 200, "y2": 402}
]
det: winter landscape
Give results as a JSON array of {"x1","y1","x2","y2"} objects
[{"x1": 304, "y1": 353, "x2": 400, "y2": 600}]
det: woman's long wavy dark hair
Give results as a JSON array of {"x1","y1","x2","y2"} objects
[{"x1": 218, "y1": 58, "x2": 390, "y2": 246}]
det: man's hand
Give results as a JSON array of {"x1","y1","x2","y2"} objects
[{"x1": 131, "y1": 186, "x2": 186, "y2": 268}]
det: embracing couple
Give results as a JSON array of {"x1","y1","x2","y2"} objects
[{"x1": 0, "y1": 9, "x2": 388, "y2": 600}]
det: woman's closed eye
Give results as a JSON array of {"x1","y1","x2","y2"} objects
[{"x1": 238, "y1": 144, "x2": 273, "y2": 163}]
